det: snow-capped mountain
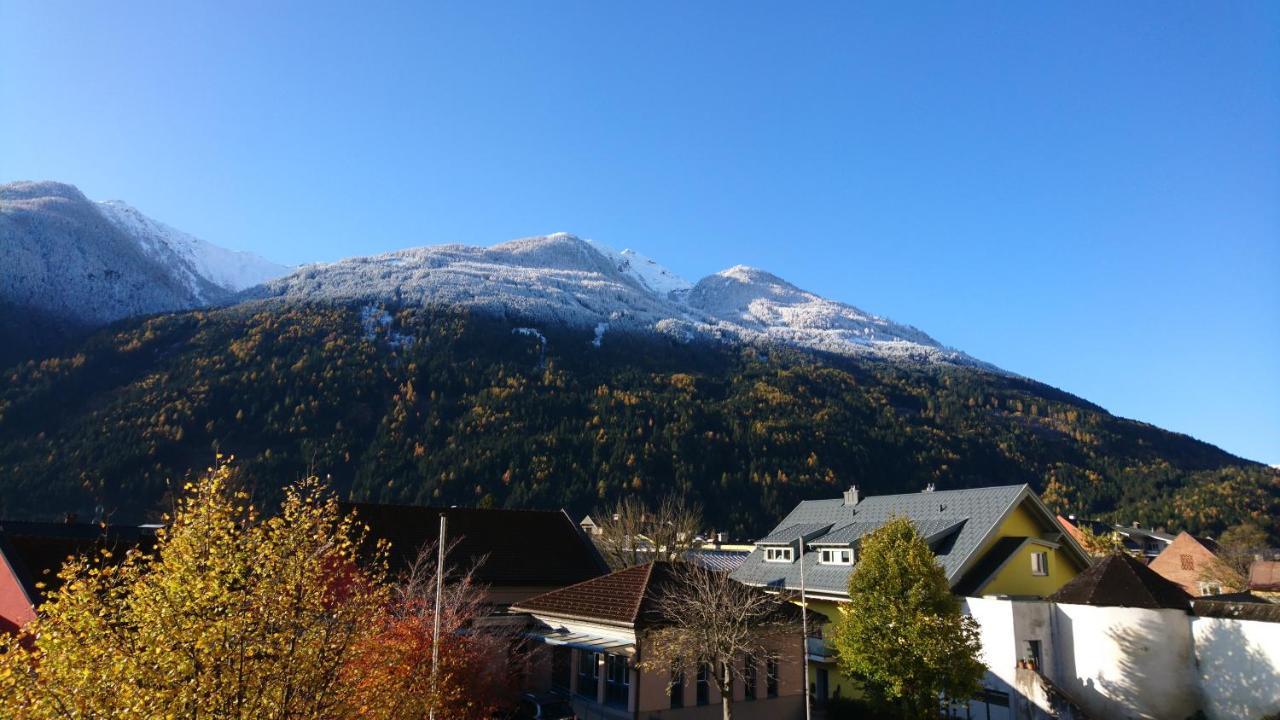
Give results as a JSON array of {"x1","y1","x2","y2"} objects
[
  {"x1": 1, "y1": 180, "x2": 987, "y2": 368},
  {"x1": 0, "y1": 181, "x2": 289, "y2": 326},
  {"x1": 97, "y1": 200, "x2": 289, "y2": 300},
  {"x1": 252, "y1": 232, "x2": 991, "y2": 369}
]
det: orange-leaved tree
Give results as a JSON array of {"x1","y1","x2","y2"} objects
[{"x1": 344, "y1": 538, "x2": 524, "y2": 719}]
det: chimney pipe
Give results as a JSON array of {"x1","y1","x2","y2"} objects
[{"x1": 843, "y1": 486, "x2": 860, "y2": 506}]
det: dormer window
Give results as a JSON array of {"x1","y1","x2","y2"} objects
[
  {"x1": 764, "y1": 547, "x2": 794, "y2": 563},
  {"x1": 818, "y1": 548, "x2": 853, "y2": 565}
]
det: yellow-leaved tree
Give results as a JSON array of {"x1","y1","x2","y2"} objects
[{"x1": 0, "y1": 460, "x2": 390, "y2": 719}]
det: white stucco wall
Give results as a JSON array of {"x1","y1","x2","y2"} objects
[
  {"x1": 1192, "y1": 615, "x2": 1280, "y2": 720},
  {"x1": 964, "y1": 598, "x2": 1056, "y2": 720},
  {"x1": 1048, "y1": 604, "x2": 1200, "y2": 720}
]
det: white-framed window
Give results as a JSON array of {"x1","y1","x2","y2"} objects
[
  {"x1": 818, "y1": 548, "x2": 853, "y2": 565},
  {"x1": 1198, "y1": 583, "x2": 1221, "y2": 597},
  {"x1": 763, "y1": 547, "x2": 794, "y2": 563},
  {"x1": 1031, "y1": 551, "x2": 1049, "y2": 576}
]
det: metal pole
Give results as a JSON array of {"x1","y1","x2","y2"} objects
[
  {"x1": 430, "y1": 513, "x2": 447, "y2": 720},
  {"x1": 799, "y1": 535, "x2": 811, "y2": 720}
]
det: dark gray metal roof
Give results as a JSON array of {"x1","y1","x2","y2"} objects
[
  {"x1": 731, "y1": 484, "x2": 1036, "y2": 597},
  {"x1": 756, "y1": 522, "x2": 833, "y2": 546}
]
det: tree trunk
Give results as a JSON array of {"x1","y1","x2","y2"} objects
[{"x1": 721, "y1": 661, "x2": 733, "y2": 720}]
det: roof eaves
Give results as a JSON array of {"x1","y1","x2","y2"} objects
[{"x1": 945, "y1": 485, "x2": 1029, "y2": 584}]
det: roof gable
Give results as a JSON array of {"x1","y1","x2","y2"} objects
[{"x1": 1049, "y1": 553, "x2": 1191, "y2": 610}]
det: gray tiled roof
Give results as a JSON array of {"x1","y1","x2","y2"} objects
[
  {"x1": 731, "y1": 484, "x2": 1033, "y2": 597},
  {"x1": 756, "y1": 522, "x2": 834, "y2": 545}
]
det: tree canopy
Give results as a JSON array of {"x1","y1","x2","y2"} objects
[
  {"x1": 830, "y1": 517, "x2": 985, "y2": 719},
  {"x1": 0, "y1": 461, "x2": 515, "y2": 719}
]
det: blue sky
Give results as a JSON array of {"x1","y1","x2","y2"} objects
[{"x1": 2, "y1": 2, "x2": 1277, "y2": 464}]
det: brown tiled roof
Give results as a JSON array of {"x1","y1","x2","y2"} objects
[
  {"x1": 1250, "y1": 560, "x2": 1280, "y2": 592},
  {"x1": 513, "y1": 562, "x2": 812, "y2": 629},
  {"x1": 512, "y1": 563, "x2": 663, "y2": 626},
  {"x1": 345, "y1": 502, "x2": 607, "y2": 591},
  {"x1": 1049, "y1": 553, "x2": 1191, "y2": 610}
]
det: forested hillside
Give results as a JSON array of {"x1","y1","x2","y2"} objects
[{"x1": 0, "y1": 303, "x2": 1274, "y2": 539}]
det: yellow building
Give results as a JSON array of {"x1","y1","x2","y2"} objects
[{"x1": 730, "y1": 483, "x2": 1092, "y2": 703}]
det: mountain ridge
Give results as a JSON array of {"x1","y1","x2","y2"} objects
[{"x1": 2, "y1": 181, "x2": 989, "y2": 370}]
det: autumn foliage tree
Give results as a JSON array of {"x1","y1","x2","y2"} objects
[
  {"x1": 0, "y1": 460, "x2": 520, "y2": 719},
  {"x1": 343, "y1": 538, "x2": 523, "y2": 720}
]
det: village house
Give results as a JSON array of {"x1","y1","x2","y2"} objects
[
  {"x1": 1057, "y1": 515, "x2": 1177, "y2": 562},
  {"x1": 511, "y1": 562, "x2": 812, "y2": 719},
  {"x1": 344, "y1": 502, "x2": 609, "y2": 606},
  {"x1": 0, "y1": 520, "x2": 157, "y2": 633},
  {"x1": 1147, "y1": 531, "x2": 1229, "y2": 596},
  {"x1": 967, "y1": 552, "x2": 1280, "y2": 720},
  {"x1": 730, "y1": 484, "x2": 1093, "y2": 709}
]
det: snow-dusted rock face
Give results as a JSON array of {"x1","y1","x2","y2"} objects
[
  {"x1": 97, "y1": 200, "x2": 289, "y2": 300},
  {"x1": 0, "y1": 181, "x2": 288, "y2": 326},
  {"x1": 252, "y1": 233, "x2": 994, "y2": 369}
]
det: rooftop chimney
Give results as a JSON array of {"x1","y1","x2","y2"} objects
[{"x1": 843, "y1": 485, "x2": 860, "y2": 506}]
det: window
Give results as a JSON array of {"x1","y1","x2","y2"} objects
[
  {"x1": 1199, "y1": 583, "x2": 1221, "y2": 596},
  {"x1": 764, "y1": 546, "x2": 794, "y2": 563},
  {"x1": 1026, "y1": 639, "x2": 1043, "y2": 670},
  {"x1": 1181, "y1": 554, "x2": 1195, "y2": 571},
  {"x1": 604, "y1": 653, "x2": 629, "y2": 706},
  {"x1": 766, "y1": 655, "x2": 779, "y2": 698},
  {"x1": 670, "y1": 666, "x2": 685, "y2": 709},
  {"x1": 743, "y1": 656, "x2": 758, "y2": 700},
  {"x1": 696, "y1": 663, "x2": 711, "y2": 705},
  {"x1": 1031, "y1": 551, "x2": 1049, "y2": 576},
  {"x1": 577, "y1": 650, "x2": 599, "y2": 697},
  {"x1": 818, "y1": 548, "x2": 853, "y2": 565}
]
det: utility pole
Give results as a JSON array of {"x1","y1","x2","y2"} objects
[
  {"x1": 429, "y1": 513, "x2": 447, "y2": 720},
  {"x1": 798, "y1": 534, "x2": 811, "y2": 720}
]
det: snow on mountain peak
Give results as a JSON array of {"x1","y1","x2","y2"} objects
[
  {"x1": 96, "y1": 200, "x2": 290, "y2": 297},
  {"x1": 585, "y1": 239, "x2": 693, "y2": 299},
  {"x1": 252, "y1": 232, "x2": 994, "y2": 370}
]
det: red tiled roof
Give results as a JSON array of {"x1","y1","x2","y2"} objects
[{"x1": 1250, "y1": 560, "x2": 1280, "y2": 591}]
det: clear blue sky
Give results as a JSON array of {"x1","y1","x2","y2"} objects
[{"x1": 2, "y1": 2, "x2": 1277, "y2": 464}]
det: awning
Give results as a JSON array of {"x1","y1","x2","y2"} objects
[{"x1": 525, "y1": 627, "x2": 635, "y2": 655}]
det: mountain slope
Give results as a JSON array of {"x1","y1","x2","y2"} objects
[
  {"x1": 0, "y1": 181, "x2": 214, "y2": 326},
  {"x1": 0, "y1": 181, "x2": 288, "y2": 326},
  {"x1": 97, "y1": 200, "x2": 289, "y2": 299},
  {"x1": 0, "y1": 304, "x2": 1273, "y2": 540}
]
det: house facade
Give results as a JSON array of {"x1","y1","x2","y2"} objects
[
  {"x1": 512, "y1": 562, "x2": 811, "y2": 719},
  {"x1": 1147, "y1": 531, "x2": 1229, "y2": 596},
  {"x1": 730, "y1": 484, "x2": 1092, "y2": 705}
]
